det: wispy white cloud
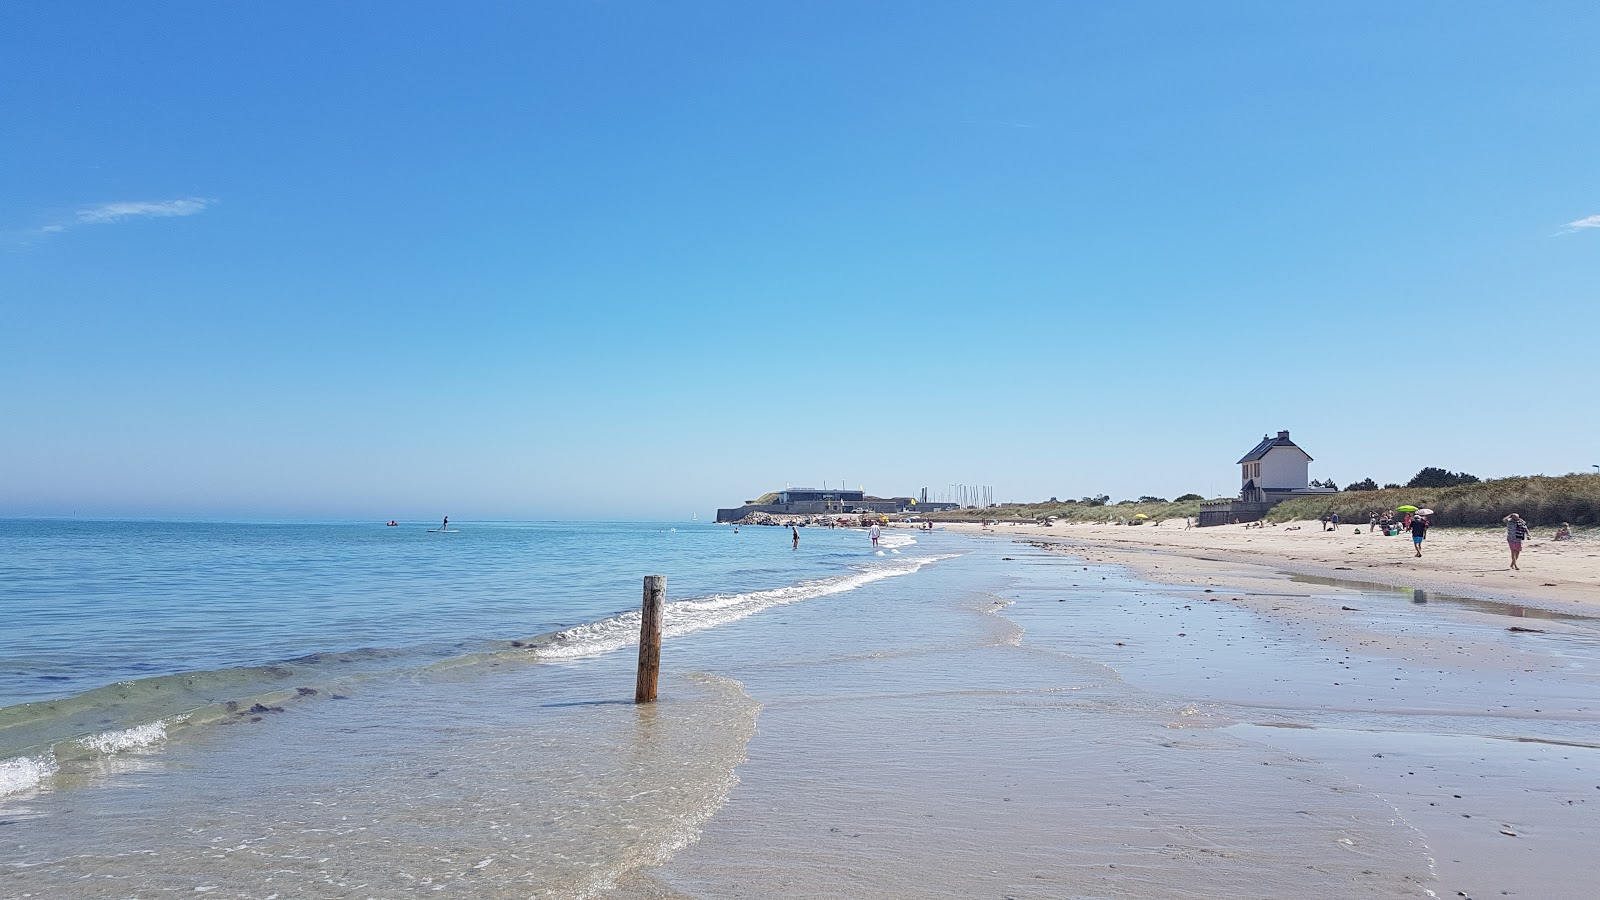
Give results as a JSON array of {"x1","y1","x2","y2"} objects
[
  {"x1": 75, "y1": 197, "x2": 213, "y2": 224},
  {"x1": 12, "y1": 197, "x2": 216, "y2": 245},
  {"x1": 1555, "y1": 214, "x2": 1600, "y2": 236}
]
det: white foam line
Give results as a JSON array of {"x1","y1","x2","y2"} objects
[
  {"x1": 536, "y1": 554, "x2": 956, "y2": 660},
  {"x1": 74, "y1": 721, "x2": 168, "y2": 754},
  {"x1": 0, "y1": 754, "x2": 58, "y2": 798}
]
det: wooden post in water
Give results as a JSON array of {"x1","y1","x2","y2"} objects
[{"x1": 635, "y1": 575, "x2": 666, "y2": 703}]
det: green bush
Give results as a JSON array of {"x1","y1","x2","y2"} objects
[{"x1": 1407, "y1": 467, "x2": 1481, "y2": 488}]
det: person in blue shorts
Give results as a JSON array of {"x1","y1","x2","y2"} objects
[{"x1": 1410, "y1": 514, "x2": 1428, "y2": 557}]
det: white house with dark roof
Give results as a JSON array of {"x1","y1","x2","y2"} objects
[
  {"x1": 1237, "y1": 430, "x2": 1317, "y2": 504},
  {"x1": 1200, "y1": 429, "x2": 1334, "y2": 525}
]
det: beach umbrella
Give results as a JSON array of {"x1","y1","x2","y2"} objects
[
  {"x1": 1415, "y1": 508, "x2": 1434, "y2": 516},
  {"x1": 1396, "y1": 505, "x2": 1418, "y2": 513},
  {"x1": 1134, "y1": 513, "x2": 1149, "y2": 518}
]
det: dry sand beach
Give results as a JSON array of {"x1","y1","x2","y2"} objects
[{"x1": 951, "y1": 519, "x2": 1600, "y2": 612}]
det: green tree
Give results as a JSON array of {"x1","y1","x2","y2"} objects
[
  {"x1": 1407, "y1": 467, "x2": 1481, "y2": 489},
  {"x1": 1174, "y1": 493, "x2": 1203, "y2": 502},
  {"x1": 1345, "y1": 478, "x2": 1380, "y2": 491}
]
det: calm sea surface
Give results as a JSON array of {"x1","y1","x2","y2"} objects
[{"x1": 0, "y1": 519, "x2": 898, "y2": 709}]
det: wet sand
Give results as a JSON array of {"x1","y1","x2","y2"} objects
[{"x1": 637, "y1": 530, "x2": 1599, "y2": 899}]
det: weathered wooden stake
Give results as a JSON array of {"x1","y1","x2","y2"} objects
[{"x1": 635, "y1": 575, "x2": 666, "y2": 703}]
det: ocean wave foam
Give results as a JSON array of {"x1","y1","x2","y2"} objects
[
  {"x1": 877, "y1": 533, "x2": 918, "y2": 550},
  {"x1": 535, "y1": 554, "x2": 956, "y2": 660},
  {"x1": 75, "y1": 721, "x2": 168, "y2": 754},
  {"x1": 0, "y1": 754, "x2": 58, "y2": 797}
]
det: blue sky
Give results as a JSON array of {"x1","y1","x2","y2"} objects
[{"x1": 4, "y1": 2, "x2": 1597, "y2": 519}]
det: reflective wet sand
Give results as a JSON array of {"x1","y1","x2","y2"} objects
[{"x1": 641, "y1": 535, "x2": 1597, "y2": 899}]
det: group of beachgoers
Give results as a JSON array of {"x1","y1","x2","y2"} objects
[
  {"x1": 1359, "y1": 509, "x2": 1571, "y2": 569},
  {"x1": 1274, "y1": 507, "x2": 1581, "y2": 570}
]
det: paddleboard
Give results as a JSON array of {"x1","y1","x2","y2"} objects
[{"x1": 428, "y1": 529, "x2": 459, "y2": 533}]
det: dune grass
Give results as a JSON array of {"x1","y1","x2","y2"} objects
[
  {"x1": 926, "y1": 498, "x2": 1206, "y2": 524},
  {"x1": 1266, "y1": 473, "x2": 1600, "y2": 527},
  {"x1": 925, "y1": 474, "x2": 1600, "y2": 528}
]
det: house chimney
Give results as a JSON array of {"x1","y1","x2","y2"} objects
[{"x1": 1277, "y1": 430, "x2": 1290, "y2": 440}]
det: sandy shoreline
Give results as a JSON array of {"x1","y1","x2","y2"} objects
[
  {"x1": 939, "y1": 519, "x2": 1600, "y2": 613},
  {"x1": 638, "y1": 528, "x2": 1600, "y2": 899}
]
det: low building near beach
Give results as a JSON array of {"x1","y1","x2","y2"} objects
[
  {"x1": 717, "y1": 487, "x2": 957, "y2": 523},
  {"x1": 1199, "y1": 430, "x2": 1336, "y2": 526}
]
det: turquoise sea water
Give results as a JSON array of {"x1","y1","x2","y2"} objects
[
  {"x1": 1, "y1": 520, "x2": 950, "y2": 797},
  {"x1": 0, "y1": 519, "x2": 903, "y2": 709}
]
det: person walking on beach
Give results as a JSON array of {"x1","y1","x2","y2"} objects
[
  {"x1": 1503, "y1": 513, "x2": 1529, "y2": 570},
  {"x1": 868, "y1": 522, "x2": 881, "y2": 547},
  {"x1": 1331, "y1": 512, "x2": 1339, "y2": 531},
  {"x1": 791, "y1": 524, "x2": 800, "y2": 550},
  {"x1": 1409, "y1": 514, "x2": 1428, "y2": 557}
]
